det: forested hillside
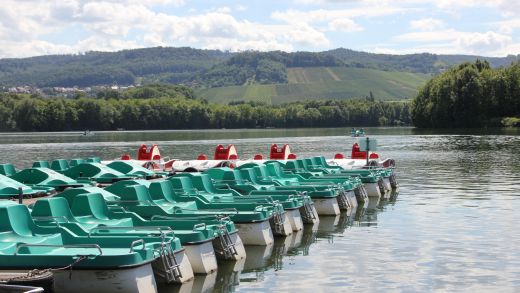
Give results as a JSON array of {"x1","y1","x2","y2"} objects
[
  {"x1": 0, "y1": 46, "x2": 518, "y2": 89},
  {"x1": 0, "y1": 84, "x2": 411, "y2": 131},
  {"x1": 0, "y1": 47, "x2": 229, "y2": 87},
  {"x1": 412, "y1": 60, "x2": 520, "y2": 128}
]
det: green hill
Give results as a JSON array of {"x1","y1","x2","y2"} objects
[
  {"x1": 196, "y1": 67, "x2": 429, "y2": 104},
  {"x1": 1, "y1": 46, "x2": 518, "y2": 89}
]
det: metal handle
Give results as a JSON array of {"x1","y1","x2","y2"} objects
[
  {"x1": 88, "y1": 226, "x2": 174, "y2": 238},
  {"x1": 32, "y1": 216, "x2": 69, "y2": 225},
  {"x1": 15, "y1": 243, "x2": 103, "y2": 256},
  {"x1": 129, "y1": 239, "x2": 145, "y2": 253},
  {"x1": 108, "y1": 200, "x2": 153, "y2": 204},
  {"x1": 192, "y1": 223, "x2": 206, "y2": 231}
]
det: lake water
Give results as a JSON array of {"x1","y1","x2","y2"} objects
[{"x1": 1, "y1": 127, "x2": 519, "y2": 292}]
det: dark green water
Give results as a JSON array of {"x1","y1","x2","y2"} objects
[{"x1": 1, "y1": 127, "x2": 519, "y2": 292}]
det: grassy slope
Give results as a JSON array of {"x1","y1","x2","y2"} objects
[{"x1": 196, "y1": 67, "x2": 429, "y2": 104}]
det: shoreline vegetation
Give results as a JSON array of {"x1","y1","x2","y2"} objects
[
  {"x1": 411, "y1": 60, "x2": 520, "y2": 128},
  {"x1": 0, "y1": 84, "x2": 411, "y2": 132}
]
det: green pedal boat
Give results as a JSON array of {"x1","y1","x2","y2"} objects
[{"x1": 0, "y1": 201, "x2": 193, "y2": 293}]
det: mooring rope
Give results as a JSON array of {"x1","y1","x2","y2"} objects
[{"x1": 0, "y1": 255, "x2": 88, "y2": 283}]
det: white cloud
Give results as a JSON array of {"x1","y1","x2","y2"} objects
[
  {"x1": 272, "y1": 7, "x2": 408, "y2": 24},
  {"x1": 395, "y1": 29, "x2": 512, "y2": 56},
  {"x1": 410, "y1": 18, "x2": 444, "y2": 31},
  {"x1": 328, "y1": 18, "x2": 363, "y2": 32}
]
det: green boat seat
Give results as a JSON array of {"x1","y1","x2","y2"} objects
[
  {"x1": 0, "y1": 164, "x2": 17, "y2": 176},
  {"x1": 106, "y1": 180, "x2": 197, "y2": 211},
  {"x1": 69, "y1": 158, "x2": 85, "y2": 167},
  {"x1": 32, "y1": 161, "x2": 50, "y2": 168},
  {"x1": 86, "y1": 157, "x2": 101, "y2": 163},
  {"x1": 50, "y1": 159, "x2": 70, "y2": 172},
  {"x1": 0, "y1": 202, "x2": 62, "y2": 244},
  {"x1": 71, "y1": 195, "x2": 135, "y2": 227}
]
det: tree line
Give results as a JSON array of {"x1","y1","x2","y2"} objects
[
  {"x1": 412, "y1": 60, "x2": 520, "y2": 128},
  {"x1": 0, "y1": 85, "x2": 411, "y2": 131}
]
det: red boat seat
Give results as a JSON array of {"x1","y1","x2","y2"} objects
[
  {"x1": 121, "y1": 154, "x2": 131, "y2": 160},
  {"x1": 334, "y1": 153, "x2": 345, "y2": 159},
  {"x1": 253, "y1": 154, "x2": 263, "y2": 160},
  {"x1": 197, "y1": 154, "x2": 208, "y2": 160},
  {"x1": 369, "y1": 153, "x2": 379, "y2": 159},
  {"x1": 351, "y1": 143, "x2": 379, "y2": 159},
  {"x1": 270, "y1": 144, "x2": 296, "y2": 160},
  {"x1": 214, "y1": 144, "x2": 238, "y2": 160},
  {"x1": 137, "y1": 144, "x2": 161, "y2": 161}
]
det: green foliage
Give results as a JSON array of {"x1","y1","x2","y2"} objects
[
  {"x1": 0, "y1": 47, "x2": 229, "y2": 87},
  {"x1": 325, "y1": 48, "x2": 519, "y2": 74},
  {"x1": 501, "y1": 117, "x2": 520, "y2": 127},
  {"x1": 0, "y1": 85, "x2": 410, "y2": 131},
  {"x1": 412, "y1": 60, "x2": 520, "y2": 128},
  {"x1": 3, "y1": 46, "x2": 514, "y2": 89}
]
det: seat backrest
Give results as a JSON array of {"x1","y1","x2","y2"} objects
[
  {"x1": 239, "y1": 168, "x2": 258, "y2": 184},
  {"x1": 31, "y1": 198, "x2": 75, "y2": 222},
  {"x1": 198, "y1": 174, "x2": 218, "y2": 193},
  {"x1": 32, "y1": 160, "x2": 50, "y2": 168},
  {"x1": 255, "y1": 165, "x2": 269, "y2": 178},
  {"x1": 214, "y1": 144, "x2": 238, "y2": 160},
  {"x1": 0, "y1": 164, "x2": 17, "y2": 176},
  {"x1": 51, "y1": 159, "x2": 70, "y2": 172},
  {"x1": 71, "y1": 193, "x2": 111, "y2": 219},
  {"x1": 149, "y1": 181, "x2": 177, "y2": 202},
  {"x1": 87, "y1": 157, "x2": 101, "y2": 163},
  {"x1": 137, "y1": 144, "x2": 161, "y2": 161},
  {"x1": 0, "y1": 203, "x2": 37, "y2": 236},
  {"x1": 107, "y1": 184, "x2": 153, "y2": 203},
  {"x1": 265, "y1": 162, "x2": 284, "y2": 177},
  {"x1": 284, "y1": 160, "x2": 299, "y2": 171},
  {"x1": 69, "y1": 158, "x2": 85, "y2": 167},
  {"x1": 169, "y1": 176, "x2": 196, "y2": 194}
]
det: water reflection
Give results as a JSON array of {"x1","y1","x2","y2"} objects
[{"x1": 193, "y1": 193, "x2": 398, "y2": 292}]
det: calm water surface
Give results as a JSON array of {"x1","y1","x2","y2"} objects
[{"x1": 1, "y1": 127, "x2": 519, "y2": 292}]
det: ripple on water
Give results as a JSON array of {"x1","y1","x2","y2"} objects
[{"x1": 1, "y1": 128, "x2": 519, "y2": 292}]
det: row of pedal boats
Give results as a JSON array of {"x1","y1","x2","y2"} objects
[{"x1": 0, "y1": 153, "x2": 398, "y2": 292}]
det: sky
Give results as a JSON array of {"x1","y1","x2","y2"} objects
[{"x1": 1, "y1": 0, "x2": 520, "y2": 58}]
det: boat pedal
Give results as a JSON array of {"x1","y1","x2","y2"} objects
[
  {"x1": 216, "y1": 226, "x2": 238, "y2": 259},
  {"x1": 300, "y1": 202, "x2": 316, "y2": 222},
  {"x1": 389, "y1": 174, "x2": 398, "y2": 189},
  {"x1": 159, "y1": 246, "x2": 183, "y2": 283},
  {"x1": 270, "y1": 211, "x2": 285, "y2": 235},
  {"x1": 337, "y1": 190, "x2": 351, "y2": 210}
]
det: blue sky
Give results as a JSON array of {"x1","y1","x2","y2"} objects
[{"x1": 1, "y1": 0, "x2": 519, "y2": 58}]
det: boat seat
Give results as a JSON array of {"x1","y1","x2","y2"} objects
[
  {"x1": 50, "y1": 159, "x2": 70, "y2": 172},
  {"x1": 0, "y1": 164, "x2": 17, "y2": 176},
  {"x1": 0, "y1": 203, "x2": 62, "y2": 244},
  {"x1": 69, "y1": 158, "x2": 85, "y2": 167},
  {"x1": 147, "y1": 181, "x2": 197, "y2": 210},
  {"x1": 32, "y1": 161, "x2": 50, "y2": 168},
  {"x1": 71, "y1": 194, "x2": 134, "y2": 227},
  {"x1": 86, "y1": 157, "x2": 101, "y2": 163}
]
